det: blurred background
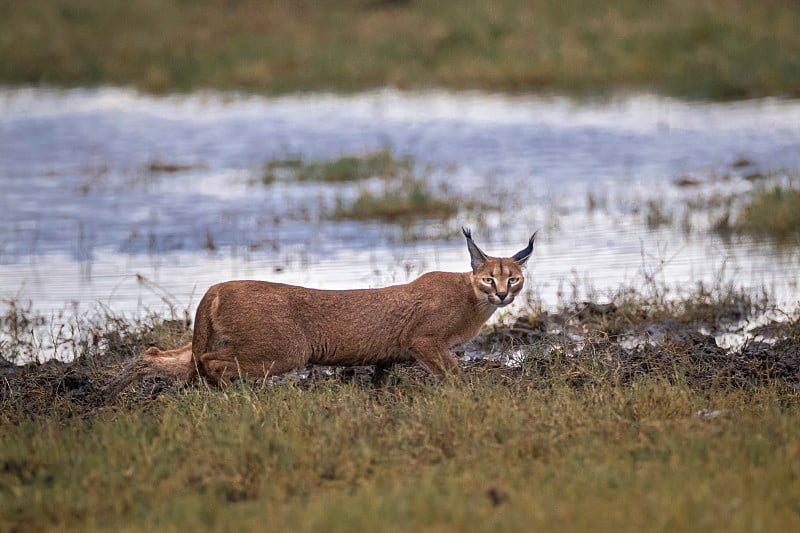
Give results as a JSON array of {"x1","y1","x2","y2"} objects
[{"x1": 1, "y1": 0, "x2": 799, "y2": 320}]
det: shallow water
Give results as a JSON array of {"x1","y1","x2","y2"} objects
[{"x1": 1, "y1": 87, "x2": 800, "y2": 326}]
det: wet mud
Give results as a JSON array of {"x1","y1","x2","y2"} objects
[{"x1": 2, "y1": 306, "x2": 798, "y2": 419}]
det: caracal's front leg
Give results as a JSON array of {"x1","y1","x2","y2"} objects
[
  {"x1": 409, "y1": 337, "x2": 461, "y2": 379},
  {"x1": 372, "y1": 361, "x2": 394, "y2": 387}
]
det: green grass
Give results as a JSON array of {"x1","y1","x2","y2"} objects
[
  {"x1": 258, "y1": 150, "x2": 461, "y2": 222},
  {"x1": 735, "y1": 181, "x2": 800, "y2": 241},
  {"x1": 1, "y1": 376, "x2": 798, "y2": 532},
  {"x1": 332, "y1": 177, "x2": 460, "y2": 222},
  {"x1": 1, "y1": 0, "x2": 799, "y2": 99},
  {"x1": 262, "y1": 149, "x2": 411, "y2": 184}
]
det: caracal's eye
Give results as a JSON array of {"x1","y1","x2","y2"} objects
[
  {"x1": 482, "y1": 277, "x2": 494, "y2": 286},
  {"x1": 508, "y1": 277, "x2": 519, "y2": 285}
]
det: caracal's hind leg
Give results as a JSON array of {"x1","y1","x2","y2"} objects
[{"x1": 199, "y1": 350, "x2": 302, "y2": 385}]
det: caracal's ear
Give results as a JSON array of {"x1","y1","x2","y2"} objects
[
  {"x1": 512, "y1": 231, "x2": 537, "y2": 265},
  {"x1": 462, "y1": 227, "x2": 487, "y2": 272}
]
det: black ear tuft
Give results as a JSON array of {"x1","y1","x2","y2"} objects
[
  {"x1": 462, "y1": 227, "x2": 487, "y2": 271},
  {"x1": 512, "y1": 231, "x2": 537, "y2": 265}
]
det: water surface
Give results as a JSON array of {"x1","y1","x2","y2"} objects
[{"x1": 2, "y1": 88, "x2": 799, "y2": 325}]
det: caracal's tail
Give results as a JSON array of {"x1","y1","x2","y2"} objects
[
  {"x1": 106, "y1": 288, "x2": 220, "y2": 399},
  {"x1": 104, "y1": 343, "x2": 196, "y2": 399}
]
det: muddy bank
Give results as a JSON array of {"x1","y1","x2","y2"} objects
[
  {"x1": 2, "y1": 306, "x2": 798, "y2": 420},
  {"x1": 476, "y1": 309, "x2": 800, "y2": 389}
]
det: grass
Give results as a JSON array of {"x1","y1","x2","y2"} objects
[
  {"x1": 262, "y1": 149, "x2": 411, "y2": 184},
  {"x1": 600, "y1": 172, "x2": 800, "y2": 242},
  {"x1": 1, "y1": 282, "x2": 799, "y2": 531},
  {"x1": 258, "y1": 150, "x2": 461, "y2": 222},
  {"x1": 644, "y1": 199, "x2": 674, "y2": 230},
  {"x1": 0, "y1": 303, "x2": 191, "y2": 365},
  {"x1": 735, "y1": 181, "x2": 800, "y2": 241},
  {"x1": 2, "y1": 273, "x2": 799, "y2": 531},
  {"x1": 1, "y1": 1, "x2": 799, "y2": 99},
  {"x1": 1, "y1": 370, "x2": 798, "y2": 531},
  {"x1": 332, "y1": 177, "x2": 460, "y2": 222},
  {"x1": 549, "y1": 279, "x2": 770, "y2": 338}
]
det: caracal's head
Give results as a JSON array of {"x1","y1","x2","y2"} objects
[{"x1": 462, "y1": 227, "x2": 536, "y2": 308}]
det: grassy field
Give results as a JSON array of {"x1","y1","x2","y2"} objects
[
  {"x1": 2, "y1": 375, "x2": 798, "y2": 532},
  {"x1": 1, "y1": 0, "x2": 799, "y2": 99},
  {"x1": 2, "y1": 281, "x2": 799, "y2": 531}
]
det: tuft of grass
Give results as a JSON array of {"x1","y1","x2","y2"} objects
[
  {"x1": 332, "y1": 178, "x2": 460, "y2": 222},
  {"x1": 644, "y1": 199, "x2": 673, "y2": 229},
  {"x1": 262, "y1": 149, "x2": 411, "y2": 184},
  {"x1": 0, "y1": 299, "x2": 48, "y2": 364},
  {"x1": 735, "y1": 181, "x2": 800, "y2": 241},
  {"x1": 1, "y1": 1, "x2": 799, "y2": 99}
]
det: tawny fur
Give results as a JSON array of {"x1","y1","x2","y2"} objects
[
  {"x1": 105, "y1": 343, "x2": 194, "y2": 398},
  {"x1": 106, "y1": 228, "x2": 535, "y2": 395}
]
